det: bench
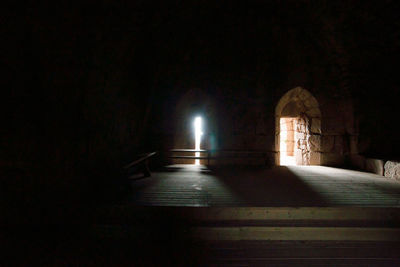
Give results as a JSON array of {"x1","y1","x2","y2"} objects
[
  {"x1": 123, "y1": 152, "x2": 157, "y2": 179},
  {"x1": 168, "y1": 149, "x2": 211, "y2": 165},
  {"x1": 167, "y1": 149, "x2": 273, "y2": 166}
]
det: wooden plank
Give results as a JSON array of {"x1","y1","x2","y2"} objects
[
  {"x1": 170, "y1": 149, "x2": 208, "y2": 152},
  {"x1": 99, "y1": 206, "x2": 400, "y2": 223},
  {"x1": 190, "y1": 227, "x2": 400, "y2": 241},
  {"x1": 92, "y1": 225, "x2": 400, "y2": 241},
  {"x1": 126, "y1": 165, "x2": 400, "y2": 207},
  {"x1": 169, "y1": 156, "x2": 209, "y2": 159}
]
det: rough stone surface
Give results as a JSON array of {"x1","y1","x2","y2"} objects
[
  {"x1": 323, "y1": 117, "x2": 345, "y2": 135},
  {"x1": 311, "y1": 118, "x2": 321, "y2": 134},
  {"x1": 321, "y1": 136, "x2": 335, "y2": 152},
  {"x1": 350, "y1": 154, "x2": 365, "y2": 170},
  {"x1": 304, "y1": 97, "x2": 318, "y2": 109},
  {"x1": 365, "y1": 158, "x2": 385, "y2": 176},
  {"x1": 349, "y1": 135, "x2": 358, "y2": 154},
  {"x1": 333, "y1": 135, "x2": 344, "y2": 154},
  {"x1": 306, "y1": 108, "x2": 321, "y2": 118},
  {"x1": 309, "y1": 135, "x2": 321, "y2": 151},
  {"x1": 309, "y1": 152, "x2": 321, "y2": 165},
  {"x1": 384, "y1": 161, "x2": 400, "y2": 181},
  {"x1": 294, "y1": 116, "x2": 312, "y2": 165},
  {"x1": 321, "y1": 153, "x2": 345, "y2": 166}
]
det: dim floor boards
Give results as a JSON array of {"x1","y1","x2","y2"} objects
[{"x1": 126, "y1": 164, "x2": 400, "y2": 207}]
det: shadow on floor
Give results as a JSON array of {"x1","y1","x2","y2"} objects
[{"x1": 127, "y1": 165, "x2": 331, "y2": 207}]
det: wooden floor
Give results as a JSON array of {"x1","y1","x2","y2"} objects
[
  {"x1": 127, "y1": 165, "x2": 400, "y2": 207},
  {"x1": 6, "y1": 165, "x2": 398, "y2": 266},
  {"x1": 89, "y1": 165, "x2": 400, "y2": 266}
]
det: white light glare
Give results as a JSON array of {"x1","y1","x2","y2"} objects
[{"x1": 194, "y1": 117, "x2": 203, "y2": 165}]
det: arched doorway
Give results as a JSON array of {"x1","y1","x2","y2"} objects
[{"x1": 275, "y1": 87, "x2": 321, "y2": 165}]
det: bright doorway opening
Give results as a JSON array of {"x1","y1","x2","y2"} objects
[
  {"x1": 194, "y1": 116, "x2": 203, "y2": 165},
  {"x1": 280, "y1": 117, "x2": 296, "y2": 165}
]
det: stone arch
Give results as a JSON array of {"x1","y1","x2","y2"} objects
[{"x1": 275, "y1": 87, "x2": 321, "y2": 165}]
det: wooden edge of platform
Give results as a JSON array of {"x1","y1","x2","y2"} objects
[
  {"x1": 98, "y1": 206, "x2": 400, "y2": 222},
  {"x1": 190, "y1": 226, "x2": 400, "y2": 241},
  {"x1": 92, "y1": 225, "x2": 400, "y2": 241}
]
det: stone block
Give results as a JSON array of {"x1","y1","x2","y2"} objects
[
  {"x1": 296, "y1": 122, "x2": 305, "y2": 133},
  {"x1": 252, "y1": 135, "x2": 265, "y2": 146},
  {"x1": 275, "y1": 117, "x2": 280, "y2": 133},
  {"x1": 333, "y1": 135, "x2": 344, "y2": 154},
  {"x1": 321, "y1": 135, "x2": 334, "y2": 152},
  {"x1": 349, "y1": 135, "x2": 358, "y2": 154},
  {"x1": 299, "y1": 90, "x2": 309, "y2": 100},
  {"x1": 311, "y1": 118, "x2": 321, "y2": 134},
  {"x1": 321, "y1": 153, "x2": 344, "y2": 166},
  {"x1": 349, "y1": 154, "x2": 365, "y2": 170},
  {"x1": 306, "y1": 108, "x2": 321, "y2": 118},
  {"x1": 310, "y1": 152, "x2": 321, "y2": 165},
  {"x1": 304, "y1": 97, "x2": 318, "y2": 109},
  {"x1": 295, "y1": 132, "x2": 305, "y2": 140},
  {"x1": 345, "y1": 119, "x2": 356, "y2": 135},
  {"x1": 384, "y1": 161, "x2": 400, "y2": 181},
  {"x1": 323, "y1": 117, "x2": 345, "y2": 135},
  {"x1": 274, "y1": 137, "x2": 279, "y2": 151},
  {"x1": 275, "y1": 152, "x2": 280, "y2": 165},
  {"x1": 295, "y1": 150, "x2": 303, "y2": 165},
  {"x1": 365, "y1": 158, "x2": 385, "y2": 176},
  {"x1": 308, "y1": 135, "x2": 321, "y2": 151},
  {"x1": 299, "y1": 139, "x2": 307, "y2": 147}
]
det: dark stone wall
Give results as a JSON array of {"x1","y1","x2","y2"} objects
[{"x1": 3, "y1": 0, "x2": 400, "y2": 221}]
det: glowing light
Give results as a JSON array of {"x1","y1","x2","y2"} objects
[{"x1": 194, "y1": 117, "x2": 203, "y2": 165}]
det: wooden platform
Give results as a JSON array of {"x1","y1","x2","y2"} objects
[
  {"x1": 90, "y1": 165, "x2": 400, "y2": 265},
  {"x1": 126, "y1": 165, "x2": 400, "y2": 207}
]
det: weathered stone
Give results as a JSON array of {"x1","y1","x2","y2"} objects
[
  {"x1": 344, "y1": 119, "x2": 356, "y2": 136},
  {"x1": 349, "y1": 154, "x2": 365, "y2": 170},
  {"x1": 323, "y1": 117, "x2": 345, "y2": 135},
  {"x1": 308, "y1": 135, "x2": 321, "y2": 151},
  {"x1": 297, "y1": 122, "x2": 307, "y2": 133},
  {"x1": 275, "y1": 116, "x2": 281, "y2": 132},
  {"x1": 384, "y1": 161, "x2": 400, "y2": 181},
  {"x1": 281, "y1": 101, "x2": 303, "y2": 117},
  {"x1": 311, "y1": 118, "x2": 321, "y2": 134},
  {"x1": 298, "y1": 90, "x2": 310, "y2": 100},
  {"x1": 254, "y1": 135, "x2": 268, "y2": 148},
  {"x1": 304, "y1": 97, "x2": 318, "y2": 109},
  {"x1": 349, "y1": 135, "x2": 358, "y2": 154},
  {"x1": 256, "y1": 117, "x2": 267, "y2": 135},
  {"x1": 295, "y1": 132, "x2": 305, "y2": 140},
  {"x1": 299, "y1": 139, "x2": 307, "y2": 147},
  {"x1": 275, "y1": 134, "x2": 280, "y2": 151},
  {"x1": 310, "y1": 152, "x2": 321, "y2": 165},
  {"x1": 365, "y1": 158, "x2": 385, "y2": 176},
  {"x1": 321, "y1": 153, "x2": 344, "y2": 166},
  {"x1": 306, "y1": 107, "x2": 321, "y2": 118},
  {"x1": 321, "y1": 135, "x2": 334, "y2": 152},
  {"x1": 333, "y1": 135, "x2": 344, "y2": 154},
  {"x1": 295, "y1": 150, "x2": 303, "y2": 165}
]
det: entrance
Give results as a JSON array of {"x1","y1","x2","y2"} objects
[
  {"x1": 275, "y1": 87, "x2": 322, "y2": 165},
  {"x1": 280, "y1": 117, "x2": 296, "y2": 165}
]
